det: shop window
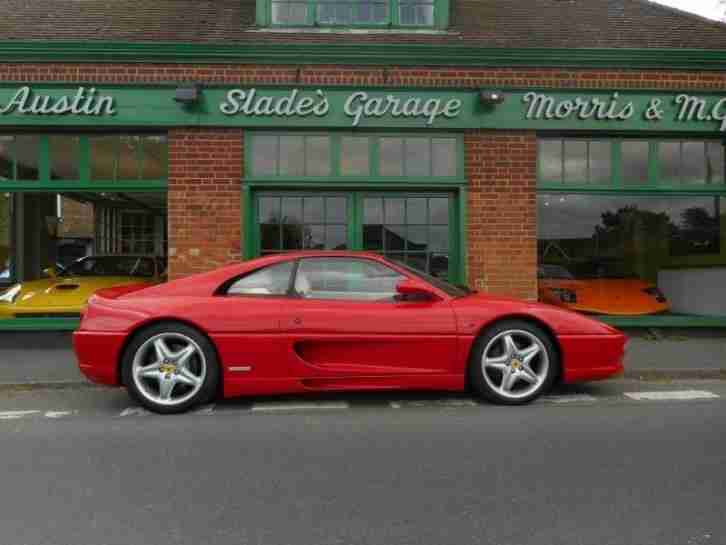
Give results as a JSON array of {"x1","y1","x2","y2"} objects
[
  {"x1": 0, "y1": 134, "x2": 168, "y2": 190},
  {"x1": 0, "y1": 135, "x2": 40, "y2": 181},
  {"x1": 363, "y1": 195, "x2": 450, "y2": 278},
  {"x1": 539, "y1": 138, "x2": 612, "y2": 185},
  {"x1": 258, "y1": 194, "x2": 348, "y2": 254},
  {"x1": 0, "y1": 194, "x2": 11, "y2": 284},
  {"x1": 90, "y1": 135, "x2": 168, "y2": 182},
  {"x1": 539, "y1": 138, "x2": 724, "y2": 188},
  {"x1": 264, "y1": 0, "x2": 446, "y2": 28},
  {"x1": 538, "y1": 193, "x2": 726, "y2": 318},
  {"x1": 251, "y1": 134, "x2": 331, "y2": 177},
  {"x1": 248, "y1": 132, "x2": 461, "y2": 179},
  {"x1": 0, "y1": 191, "x2": 166, "y2": 323},
  {"x1": 49, "y1": 136, "x2": 80, "y2": 180},
  {"x1": 658, "y1": 141, "x2": 724, "y2": 186}
]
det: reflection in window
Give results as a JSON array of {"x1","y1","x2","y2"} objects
[
  {"x1": 341, "y1": 136, "x2": 370, "y2": 175},
  {"x1": 259, "y1": 194, "x2": 348, "y2": 254},
  {"x1": 91, "y1": 135, "x2": 167, "y2": 181},
  {"x1": 0, "y1": 136, "x2": 14, "y2": 181},
  {"x1": 538, "y1": 193, "x2": 725, "y2": 316},
  {"x1": 621, "y1": 141, "x2": 650, "y2": 185},
  {"x1": 363, "y1": 195, "x2": 450, "y2": 279},
  {"x1": 50, "y1": 136, "x2": 80, "y2": 180},
  {"x1": 14, "y1": 135, "x2": 40, "y2": 181},
  {"x1": 539, "y1": 139, "x2": 612, "y2": 185},
  {"x1": 270, "y1": 0, "x2": 435, "y2": 26},
  {"x1": 252, "y1": 134, "x2": 331, "y2": 177},
  {"x1": 658, "y1": 140, "x2": 724, "y2": 185},
  {"x1": 0, "y1": 194, "x2": 11, "y2": 282},
  {"x1": 379, "y1": 136, "x2": 457, "y2": 177},
  {"x1": 252, "y1": 133, "x2": 458, "y2": 179}
]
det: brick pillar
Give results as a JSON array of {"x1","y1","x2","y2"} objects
[
  {"x1": 465, "y1": 131, "x2": 538, "y2": 301},
  {"x1": 167, "y1": 128, "x2": 243, "y2": 280}
]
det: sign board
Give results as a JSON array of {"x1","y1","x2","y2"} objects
[{"x1": 1, "y1": 84, "x2": 726, "y2": 133}]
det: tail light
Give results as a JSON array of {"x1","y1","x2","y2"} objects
[{"x1": 549, "y1": 287, "x2": 577, "y2": 304}]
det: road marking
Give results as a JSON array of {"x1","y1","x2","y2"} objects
[
  {"x1": 119, "y1": 407, "x2": 151, "y2": 417},
  {"x1": 625, "y1": 390, "x2": 719, "y2": 401},
  {"x1": 0, "y1": 410, "x2": 40, "y2": 420},
  {"x1": 390, "y1": 399, "x2": 479, "y2": 409},
  {"x1": 251, "y1": 401, "x2": 349, "y2": 412},
  {"x1": 44, "y1": 410, "x2": 73, "y2": 419},
  {"x1": 543, "y1": 394, "x2": 598, "y2": 404}
]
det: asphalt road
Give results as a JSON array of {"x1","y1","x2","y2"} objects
[{"x1": 1, "y1": 381, "x2": 725, "y2": 545}]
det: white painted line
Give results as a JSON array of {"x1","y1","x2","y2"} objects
[
  {"x1": 0, "y1": 410, "x2": 41, "y2": 420},
  {"x1": 251, "y1": 401, "x2": 349, "y2": 412},
  {"x1": 625, "y1": 390, "x2": 719, "y2": 401},
  {"x1": 193, "y1": 404, "x2": 215, "y2": 415},
  {"x1": 119, "y1": 407, "x2": 151, "y2": 417},
  {"x1": 390, "y1": 399, "x2": 478, "y2": 409},
  {"x1": 44, "y1": 411, "x2": 73, "y2": 419},
  {"x1": 543, "y1": 394, "x2": 598, "y2": 404}
]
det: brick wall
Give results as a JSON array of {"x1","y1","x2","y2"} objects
[
  {"x1": 3, "y1": 62, "x2": 726, "y2": 291},
  {"x1": 167, "y1": 128, "x2": 243, "y2": 280},
  {"x1": 465, "y1": 131, "x2": 538, "y2": 301}
]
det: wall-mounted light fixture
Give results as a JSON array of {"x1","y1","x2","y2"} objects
[
  {"x1": 479, "y1": 90, "x2": 506, "y2": 106},
  {"x1": 174, "y1": 83, "x2": 203, "y2": 106}
]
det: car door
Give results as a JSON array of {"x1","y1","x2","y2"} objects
[
  {"x1": 282, "y1": 257, "x2": 458, "y2": 377},
  {"x1": 205, "y1": 261, "x2": 293, "y2": 381}
]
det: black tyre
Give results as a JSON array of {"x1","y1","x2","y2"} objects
[
  {"x1": 121, "y1": 322, "x2": 220, "y2": 414},
  {"x1": 468, "y1": 320, "x2": 558, "y2": 405}
]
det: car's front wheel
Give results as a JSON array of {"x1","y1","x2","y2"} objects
[
  {"x1": 121, "y1": 323, "x2": 219, "y2": 414},
  {"x1": 468, "y1": 320, "x2": 558, "y2": 405}
]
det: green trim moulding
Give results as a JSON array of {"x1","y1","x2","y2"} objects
[{"x1": 3, "y1": 42, "x2": 726, "y2": 70}]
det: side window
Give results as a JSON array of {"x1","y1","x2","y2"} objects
[
  {"x1": 294, "y1": 258, "x2": 405, "y2": 301},
  {"x1": 226, "y1": 262, "x2": 294, "y2": 296}
]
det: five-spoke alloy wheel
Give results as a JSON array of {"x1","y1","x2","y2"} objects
[
  {"x1": 469, "y1": 320, "x2": 558, "y2": 404},
  {"x1": 122, "y1": 323, "x2": 219, "y2": 414}
]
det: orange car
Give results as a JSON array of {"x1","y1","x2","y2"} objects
[{"x1": 538, "y1": 264, "x2": 670, "y2": 316}]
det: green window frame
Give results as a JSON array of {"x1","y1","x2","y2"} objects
[
  {"x1": 256, "y1": 0, "x2": 449, "y2": 29},
  {"x1": 538, "y1": 137, "x2": 726, "y2": 192},
  {"x1": 248, "y1": 190, "x2": 464, "y2": 284},
  {"x1": 246, "y1": 131, "x2": 464, "y2": 183},
  {"x1": 0, "y1": 133, "x2": 168, "y2": 192}
]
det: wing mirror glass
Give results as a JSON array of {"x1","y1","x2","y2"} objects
[{"x1": 395, "y1": 278, "x2": 439, "y2": 301}]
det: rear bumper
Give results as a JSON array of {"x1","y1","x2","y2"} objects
[
  {"x1": 558, "y1": 333, "x2": 626, "y2": 383},
  {"x1": 72, "y1": 330, "x2": 127, "y2": 386}
]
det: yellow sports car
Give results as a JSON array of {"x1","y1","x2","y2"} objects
[{"x1": 0, "y1": 255, "x2": 165, "y2": 319}]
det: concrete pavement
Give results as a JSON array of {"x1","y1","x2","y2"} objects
[{"x1": 0, "y1": 381, "x2": 724, "y2": 545}]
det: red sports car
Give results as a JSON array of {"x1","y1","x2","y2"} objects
[{"x1": 73, "y1": 251, "x2": 626, "y2": 414}]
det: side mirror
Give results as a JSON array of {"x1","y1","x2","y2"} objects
[
  {"x1": 395, "y1": 278, "x2": 439, "y2": 301},
  {"x1": 43, "y1": 266, "x2": 57, "y2": 278}
]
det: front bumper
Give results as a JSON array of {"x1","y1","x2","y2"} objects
[{"x1": 558, "y1": 333, "x2": 627, "y2": 383}]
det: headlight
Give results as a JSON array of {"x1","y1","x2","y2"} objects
[
  {"x1": 0, "y1": 284, "x2": 21, "y2": 303},
  {"x1": 549, "y1": 287, "x2": 577, "y2": 304},
  {"x1": 642, "y1": 287, "x2": 667, "y2": 303}
]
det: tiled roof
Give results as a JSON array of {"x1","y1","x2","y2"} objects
[{"x1": 1, "y1": 0, "x2": 726, "y2": 49}]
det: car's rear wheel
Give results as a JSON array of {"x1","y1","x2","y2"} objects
[
  {"x1": 121, "y1": 323, "x2": 219, "y2": 414},
  {"x1": 468, "y1": 320, "x2": 558, "y2": 405}
]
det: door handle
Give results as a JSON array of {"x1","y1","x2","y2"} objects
[{"x1": 293, "y1": 317, "x2": 303, "y2": 325}]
